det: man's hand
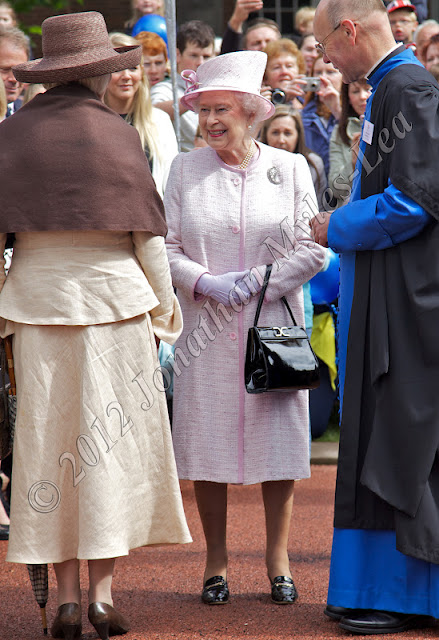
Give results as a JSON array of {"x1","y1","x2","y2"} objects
[
  {"x1": 310, "y1": 212, "x2": 332, "y2": 248},
  {"x1": 229, "y1": 0, "x2": 263, "y2": 32}
]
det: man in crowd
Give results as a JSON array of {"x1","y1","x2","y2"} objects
[
  {"x1": 220, "y1": 0, "x2": 281, "y2": 54},
  {"x1": 151, "y1": 20, "x2": 214, "y2": 152},
  {"x1": 387, "y1": 0, "x2": 418, "y2": 47},
  {"x1": 311, "y1": 0, "x2": 439, "y2": 634},
  {"x1": 0, "y1": 26, "x2": 29, "y2": 116}
]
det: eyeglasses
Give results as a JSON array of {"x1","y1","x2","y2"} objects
[{"x1": 315, "y1": 23, "x2": 341, "y2": 55}]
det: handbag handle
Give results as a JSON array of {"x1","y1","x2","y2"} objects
[{"x1": 253, "y1": 265, "x2": 298, "y2": 327}]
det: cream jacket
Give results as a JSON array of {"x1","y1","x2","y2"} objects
[{"x1": 0, "y1": 230, "x2": 182, "y2": 344}]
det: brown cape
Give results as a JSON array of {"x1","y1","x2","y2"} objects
[{"x1": 0, "y1": 83, "x2": 167, "y2": 235}]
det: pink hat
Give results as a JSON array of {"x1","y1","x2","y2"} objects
[
  {"x1": 387, "y1": 0, "x2": 417, "y2": 15},
  {"x1": 180, "y1": 50, "x2": 275, "y2": 121}
]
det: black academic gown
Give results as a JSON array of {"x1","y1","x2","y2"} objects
[{"x1": 334, "y1": 47, "x2": 439, "y2": 564}]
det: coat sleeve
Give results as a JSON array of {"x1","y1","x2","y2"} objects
[
  {"x1": 132, "y1": 231, "x2": 183, "y2": 344},
  {"x1": 164, "y1": 155, "x2": 210, "y2": 299},
  {"x1": 328, "y1": 126, "x2": 355, "y2": 206},
  {"x1": 263, "y1": 154, "x2": 328, "y2": 303},
  {"x1": 327, "y1": 180, "x2": 432, "y2": 253}
]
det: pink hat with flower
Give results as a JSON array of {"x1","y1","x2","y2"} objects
[{"x1": 180, "y1": 50, "x2": 275, "y2": 121}]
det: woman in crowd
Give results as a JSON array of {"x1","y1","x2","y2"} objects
[
  {"x1": 423, "y1": 33, "x2": 439, "y2": 71},
  {"x1": 329, "y1": 79, "x2": 371, "y2": 208},
  {"x1": 262, "y1": 38, "x2": 306, "y2": 109},
  {"x1": 135, "y1": 30, "x2": 169, "y2": 87},
  {"x1": 301, "y1": 52, "x2": 342, "y2": 177},
  {"x1": 260, "y1": 104, "x2": 326, "y2": 209},
  {"x1": 105, "y1": 32, "x2": 177, "y2": 198},
  {"x1": 1, "y1": 12, "x2": 190, "y2": 640},
  {"x1": 165, "y1": 50, "x2": 326, "y2": 606}
]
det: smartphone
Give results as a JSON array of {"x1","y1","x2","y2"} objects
[{"x1": 303, "y1": 77, "x2": 321, "y2": 92}]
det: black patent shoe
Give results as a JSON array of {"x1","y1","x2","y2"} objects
[
  {"x1": 324, "y1": 604, "x2": 355, "y2": 620},
  {"x1": 201, "y1": 576, "x2": 229, "y2": 605},
  {"x1": 270, "y1": 576, "x2": 298, "y2": 604},
  {"x1": 339, "y1": 610, "x2": 435, "y2": 635}
]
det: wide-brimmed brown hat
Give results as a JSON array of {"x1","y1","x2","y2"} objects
[{"x1": 13, "y1": 11, "x2": 142, "y2": 83}]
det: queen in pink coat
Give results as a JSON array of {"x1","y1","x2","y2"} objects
[{"x1": 164, "y1": 51, "x2": 326, "y2": 606}]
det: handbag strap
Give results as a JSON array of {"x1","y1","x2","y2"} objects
[{"x1": 253, "y1": 265, "x2": 298, "y2": 327}]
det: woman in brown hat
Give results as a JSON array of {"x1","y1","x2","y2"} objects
[{"x1": 0, "y1": 11, "x2": 191, "y2": 640}]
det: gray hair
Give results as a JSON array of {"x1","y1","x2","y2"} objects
[
  {"x1": 414, "y1": 19, "x2": 439, "y2": 45},
  {"x1": 43, "y1": 74, "x2": 111, "y2": 96},
  {"x1": 192, "y1": 90, "x2": 268, "y2": 128},
  {"x1": 326, "y1": 0, "x2": 386, "y2": 29},
  {"x1": 0, "y1": 25, "x2": 30, "y2": 58}
]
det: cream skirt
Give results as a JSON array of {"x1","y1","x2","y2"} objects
[{"x1": 6, "y1": 314, "x2": 191, "y2": 564}]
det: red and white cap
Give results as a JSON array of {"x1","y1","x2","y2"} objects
[{"x1": 387, "y1": 0, "x2": 417, "y2": 15}]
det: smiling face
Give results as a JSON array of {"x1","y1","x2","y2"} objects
[
  {"x1": 106, "y1": 65, "x2": 142, "y2": 112},
  {"x1": 265, "y1": 54, "x2": 299, "y2": 90},
  {"x1": 0, "y1": 41, "x2": 27, "y2": 103},
  {"x1": 198, "y1": 91, "x2": 252, "y2": 159},
  {"x1": 265, "y1": 115, "x2": 299, "y2": 153}
]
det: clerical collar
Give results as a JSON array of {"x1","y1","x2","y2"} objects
[{"x1": 365, "y1": 44, "x2": 404, "y2": 81}]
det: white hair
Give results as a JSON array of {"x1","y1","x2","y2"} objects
[{"x1": 414, "y1": 19, "x2": 439, "y2": 45}]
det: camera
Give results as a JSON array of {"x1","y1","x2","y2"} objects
[
  {"x1": 271, "y1": 88, "x2": 287, "y2": 104},
  {"x1": 303, "y1": 77, "x2": 321, "y2": 92}
]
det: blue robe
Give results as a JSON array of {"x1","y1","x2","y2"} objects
[{"x1": 327, "y1": 47, "x2": 439, "y2": 615}]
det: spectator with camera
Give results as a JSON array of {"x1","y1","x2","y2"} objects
[{"x1": 261, "y1": 38, "x2": 306, "y2": 110}]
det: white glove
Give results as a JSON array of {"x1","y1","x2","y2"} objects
[
  {"x1": 236, "y1": 268, "x2": 264, "y2": 298},
  {"x1": 196, "y1": 271, "x2": 250, "y2": 306}
]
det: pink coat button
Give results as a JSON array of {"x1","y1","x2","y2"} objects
[
  {"x1": 233, "y1": 178, "x2": 240, "y2": 186},
  {"x1": 229, "y1": 332, "x2": 237, "y2": 340},
  {"x1": 232, "y1": 226, "x2": 240, "y2": 234}
]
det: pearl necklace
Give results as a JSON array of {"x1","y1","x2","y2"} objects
[{"x1": 237, "y1": 140, "x2": 256, "y2": 170}]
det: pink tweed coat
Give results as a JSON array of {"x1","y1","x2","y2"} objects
[{"x1": 164, "y1": 143, "x2": 327, "y2": 484}]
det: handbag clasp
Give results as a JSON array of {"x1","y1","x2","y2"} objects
[{"x1": 273, "y1": 327, "x2": 290, "y2": 337}]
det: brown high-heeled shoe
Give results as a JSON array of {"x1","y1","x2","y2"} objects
[
  {"x1": 51, "y1": 603, "x2": 82, "y2": 639},
  {"x1": 88, "y1": 602, "x2": 130, "y2": 640}
]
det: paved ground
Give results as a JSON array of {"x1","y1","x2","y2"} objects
[{"x1": 1, "y1": 463, "x2": 437, "y2": 640}]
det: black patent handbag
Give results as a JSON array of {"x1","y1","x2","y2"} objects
[{"x1": 245, "y1": 265, "x2": 320, "y2": 393}]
